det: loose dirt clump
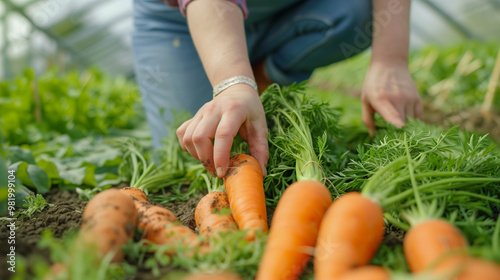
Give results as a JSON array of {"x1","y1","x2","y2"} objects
[{"x1": 162, "y1": 192, "x2": 204, "y2": 231}]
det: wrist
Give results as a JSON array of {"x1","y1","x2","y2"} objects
[
  {"x1": 213, "y1": 75, "x2": 258, "y2": 99},
  {"x1": 369, "y1": 56, "x2": 408, "y2": 69}
]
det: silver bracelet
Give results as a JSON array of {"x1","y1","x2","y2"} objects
[{"x1": 213, "y1": 75, "x2": 258, "y2": 99}]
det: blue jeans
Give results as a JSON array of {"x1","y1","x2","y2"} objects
[{"x1": 133, "y1": 0, "x2": 372, "y2": 147}]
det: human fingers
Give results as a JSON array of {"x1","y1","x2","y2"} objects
[
  {"x1": 213, "y1": 111, "x2": 245, "y2": 178},
  {"x1": 370, "y1": 97, "x2": 405, "y2": 129},
  {"x1": 181, "y1": 114, "x2": 204, "y2": 160},
  {"x1": 191, "y1": 113, "x2": 221, "y2": 176},
  {"x1": 176, "y1": 119, "x2": 192, "y2": 152}
]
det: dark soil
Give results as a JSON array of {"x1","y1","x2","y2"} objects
[
  {"x1": 382, "y1": 225, "x2": 405, "y2": 247},
  {"x1": 161, "y1": 192, "x2": 204, "y2": 231},
  {"x1": 0, "y1": 187, "x2": 205, "y2": 280},
  {"x1": 0, "y1": 188, "x2": 86, "y2": 279}
]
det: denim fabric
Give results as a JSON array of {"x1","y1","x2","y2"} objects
[{"x1": 132, "y1": 0, "x2": 372, "y2": 147}]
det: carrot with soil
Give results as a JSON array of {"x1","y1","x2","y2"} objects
[
  {"x1": 79, "y1": 188, "x2": 139, "y2": 262},
  {"x1": 120, "y1": 186, "x2": 199, "y2": 250},
  {"x1": 113, "y1": 138, "x2": 201, "y2": 251},
  {"x1": 195, "y1": 174, "x2": 237, "y2": 236},
  {"x1": 120, "y1": 186, "x2": 151, "y2": 203},
  {"x1": 223, "y1": 153, "x2": 268, "y2": 240}
]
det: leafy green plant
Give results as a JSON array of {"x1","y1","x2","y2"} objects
[
  {"x1": 0, "y1": 68, "x2": 143, "y2": 146},
  {"x1": 410, "y1": 41, "x2": 500, "y2": 111},
  {"x1": 15, "y1": 193, "x2": 49, "y2": 219},
  {"x1": 0, "y1": 67, "x2": 146, "y2": 203}
]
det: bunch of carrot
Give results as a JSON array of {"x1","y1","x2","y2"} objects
[
  {"x1": 312, "y1": 134, "x2": 500, "y2": 280},
  {"x1": 75, "y1": 150, "x2": 268, "y2": 278},
  {"x1": 256, "y1": 83, "x2": 500, "y2": 279}
]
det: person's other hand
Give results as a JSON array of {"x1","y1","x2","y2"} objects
[
  {"x1": 361, "y1": 61, "x2": 422, "y2": 137},
  {"x1": 176, "y1": 84, "x2": 268, "y2": 178}
]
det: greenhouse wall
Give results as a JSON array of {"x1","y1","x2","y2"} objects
[{"x1": 0, "y1": 0, "x2": 499, "y2": 79}]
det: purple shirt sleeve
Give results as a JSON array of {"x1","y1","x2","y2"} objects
[{"x1": 163, "y1": 0, "x2": 248, "y2": 18}]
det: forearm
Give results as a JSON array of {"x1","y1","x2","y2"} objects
[
  {"x1": 371, "y1": 0, "x2": 411, "y2": 65},
  {"x1": 186, "y1": 0, "x2": 254, "y2": 87}
]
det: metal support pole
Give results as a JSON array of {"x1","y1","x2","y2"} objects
[
  {"x1": 419, "y1": 0, "x2": 478, "y2": 39},
  {"x1": 3, "y1": 0, "x2": 88, "y2": 67},
  {"x1": 1, "y1": 5, "x2": 12, "y2": 78}
]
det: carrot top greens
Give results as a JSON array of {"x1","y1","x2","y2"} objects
[
  {"x1": 334, "y1": 120, "x2": 500, "y2": 258},
  {"x1": 262, "y1": 82, "x2": 346, "y2": 205}
]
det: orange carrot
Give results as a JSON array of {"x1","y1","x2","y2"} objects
[
  {"x1": 399, "y1": 138, "x2": 470, "y2": 276},
  {"x1": 120, "y1": 187, "x2": 154, "y2": 228},
  {"x1": 456, "y1": 257, "x2": 500, "y2": 280},
  {"x1": 194, "y1": 191, "x2": 237, "y2": 236},
  {"x1": 182, "y1": 271, "x2": 244, "y2": 280},
  {"x1": 120, "y1": 187, "x2": 199, "y2": 251},
  {"x1": 256, "y1": 180, "x2": 332, "y2": 280},
  {"x1": 43, "y1": 263, "x2": 67, "y2": 280},
  {"x1": 403, "y1": 219, "x2": 468, "y2": 273},
  {"x1": 337, "y1": 266, "x2": 389, "y2": 280},
  {"x1": 138, "y1": 204, "x2": 199, "y2": 250},
  {"x1": 413, "y1": 257, "x2": 500, "y2": 280},
  {"x1": 80, "y1": 189, "x2": 138, "y2": 262},
  {"x1": 120, "y1": 186, "x2": 151, "y2": 203},
  {"x1": 314, "y1": 192, "x2": 385, "y2": 279},
  {"x1": 224, "y1": 154, "x2": 268, "y2": 240}
]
